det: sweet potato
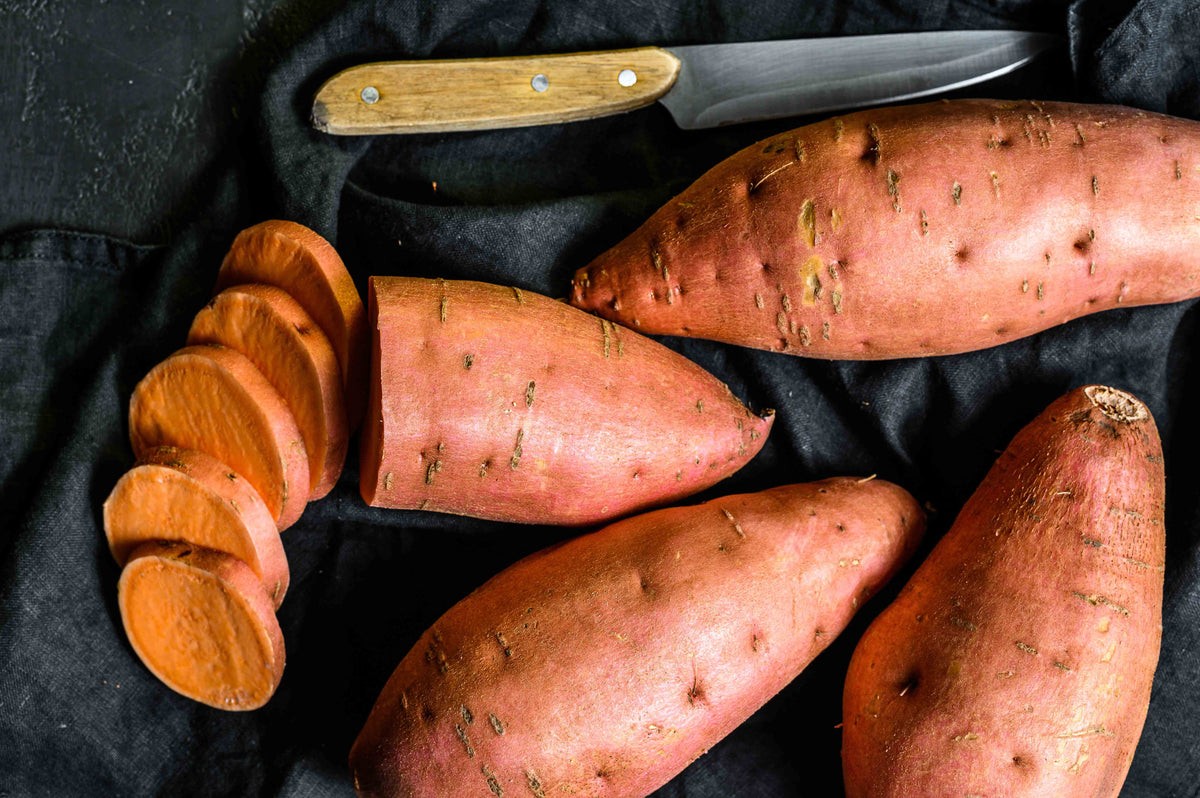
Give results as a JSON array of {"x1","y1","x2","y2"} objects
[
  {"x1": 360, "y1": 276, "x2": 773, "y2": 526},
  {"x1": 215, "y1": 220, "x2": 367, "y2": 430},
  {"x1": 188, "y1": 283, "x2": 349, "y2": 500},
  {"x1": 128, "y1": 344, "x2": 310, "y2": 530},
  {"x1": 570, "y1": 100, "x2": 1200, "y2": 358},
  {"x1": 118, "y1": 541, "x2": 286, "y2": 711},
  {"x1": 842, "y1": 385, "x2": 1165, "y2": 798},
  {"x1": 103, "y1": 446, "x2": 289, "y2": 608},
  {"x1": 350, "y1": 477, "x2": 924, "y2": 798}
]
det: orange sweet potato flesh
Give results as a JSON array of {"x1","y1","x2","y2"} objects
[
  {"x1": 188, "y1": 284, "x2": 349, "y2": 500},
  {"x1": 571, "y1": 100, "x2": 1200, "y2": 358},
  {"x1": 842, "y1": 385, "x2": 1165, "y2": 798},
  {"x1": 128, "y1": 344, "x2": 310, "y2": 531},
  {"x1": 118, "y1": 541, "x2": 285, "y2": 711},
  {"x1": 215, "y1": 220, "x2": 367, "y2": 431},
  {"x1": 360, "y1": 276, "x2": 774, "y2": 526},
  {"x1": 350, "y1": 478, "x2": 924, "y2": 798},
  {"x1": 103, "y1": 446, "x2": 289, "y2": 608}
]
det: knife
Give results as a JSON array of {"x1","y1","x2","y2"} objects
[{"x1": 311, "y1": 30, "x2": 1058, "y2": 136}]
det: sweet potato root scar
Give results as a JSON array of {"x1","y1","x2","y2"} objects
[
  {"x1": 510, "y1": 429, "x2": 525, "y2": 469},
  {"x1": 800, "y1": 256, "x2": 823, "y2": 305},
  {"x1": 866, "y1": 123, "x2": 883, "y2": 166},
  {"x1": 799, "y1": 200, "x2": 817, "y2": 247},
  {"x1": 886, "y1": 170, "x2": 901, "y2": 212},
  {"x1": 652, "y1": 249, "x2": 668, "y2": 280}
]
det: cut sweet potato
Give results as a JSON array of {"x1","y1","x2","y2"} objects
[
  {"x1": 215, "y1": 220, "x2": 367, "y2": 431},
  {"x1": 360, "y1": 276, "x2": 774, "y2": 526},
  {"x1": 571, "y1": 100, "x2": 1200, "y2": 358},
  {"x1": 118, "y1": 541, "x2": 285, "y2": 711},
  {"x1": 188, "y1": 284, "x2": 349, "y2": 500},
  {"x1": 128, "y1": 344, "x2": 310, "y2": 531},
  {"x1": 103, "y1": 446, "x2": 289, "y2": 608},
  {"x1": 349, "y1": 478, "x2": 924, "y2": 797}
]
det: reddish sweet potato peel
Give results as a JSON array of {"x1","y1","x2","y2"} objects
[
  {"x1": 842, "y1": 385, "x2": 1165, "y2": 798},
  {"x1": 571, "y1": 101, "x2": 1200, "y2": 359},
  {"x1": 360, "y1": 276, "x2": 773, "y2": 526},
  {"x1": 350, "y1": 478, "x2": 924, "y2": 798}
]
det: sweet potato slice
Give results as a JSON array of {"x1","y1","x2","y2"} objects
[
  {"x1": 842, "y1": 386, "x2": 1165, "y2": 798},
  {"x1": 188, "y1": 284, "x2": 349, "y2": 500},
  {"x1": 360, "y1": 276, "x2": 774, "y2": 526},
  {"x1": 128, "y1": 344, "x2": 310, "y2": 530},
  {"x1": 118, "y1": 541, "x2": 285, "y2": 711},
  {"x1": 349, "y1": 478, "x2": 924, "y2": 797},
  {"x1": 215, "y1": 220, "x2": 367, "y2": 431},
  {"x1": 103, "y1": 446, "x2": 289, "y2": 608}
]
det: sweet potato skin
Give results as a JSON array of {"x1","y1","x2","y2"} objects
[
  {"x1": 350, "y1": 478, "x2": 924, "y2": 798},
  {"x1": 842, "y1": 386, "x2": 1165, "y2": 798},
  {"x1": 571, "y1": 100, "x2": 1200, "y2": 358},
  {"x1": 360, "y1": 277, "x2": 773, "y2": 526}
]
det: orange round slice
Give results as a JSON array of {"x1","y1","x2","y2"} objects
[
  {"x1": 103, "y1": 446, "x2": 289, "y2": 607},
  {"x1": 119, "y1": 541, "x2": 285, "y2": 711},
  {"x1": 128, "y1": 344, "x2": 310, "y2": 530},
  {"x1": 215, "y1": 220, "x2": 367, "y2": 432},
  {"x1": 189, "y1": 284, "x2": 349, "y2": 500}
]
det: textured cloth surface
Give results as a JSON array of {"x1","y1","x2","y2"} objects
[{"x1": 2, "y1": 0, "x2": 1199, "y2": 796}]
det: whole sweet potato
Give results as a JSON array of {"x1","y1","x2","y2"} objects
[
  {"x1": 571, "y1": 100, "x2": 1200, "y2": 358},
  {"x1": 842, "y1": 385, "x2": 1165, "y2": 798},
  {"x1": 361, "y1": 276, "x2": 773, "y2": 525},
  {"x1": 350, "y1": 477, "x2": 924, "y2": 798}
]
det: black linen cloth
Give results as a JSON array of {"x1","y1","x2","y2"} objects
[{"x1": 2, "y1": 0, "x2": 1199, "y2": 795}]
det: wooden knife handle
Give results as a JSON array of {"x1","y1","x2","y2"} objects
[{"x1": 311, "y1": 47, "x2": 682, "y2": 135}]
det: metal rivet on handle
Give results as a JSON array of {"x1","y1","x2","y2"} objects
[
  {"x1": 360, "y1": 86, "x2": 380, "y2": 104},
  {"x1": 618, "y1": 69, "x2": 637, "y2": 87},
  {"x1": 531, "y1": 73, "x2": 549, "y2": 92}
]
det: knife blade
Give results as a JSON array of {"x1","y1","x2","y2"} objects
[{"x1": 311, "y1": 30, "x2": 1058, "y2": 136}]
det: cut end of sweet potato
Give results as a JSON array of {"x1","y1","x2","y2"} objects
[
  {"x1": 118, "y1": 541, "x2": 285, "y2": 711},
  {"x1": 1084, "y1": 384, "x2": 1149, "y2": 423},
  {"x1": 103, "y1": 447, "x2": 290, "y2": 608},
  {"x1": 216, "y1": 220, "x2": 367, "y2": 433}
]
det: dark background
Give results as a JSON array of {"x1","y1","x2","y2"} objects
[{"x1": 2, "y1": 0, "x2": 1199, "y2": 796}]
